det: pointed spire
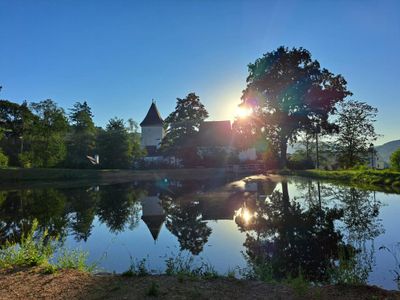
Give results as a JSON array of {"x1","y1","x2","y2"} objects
[{"x1": 140, "y1": 101, "x2": 163, "y2": 126}]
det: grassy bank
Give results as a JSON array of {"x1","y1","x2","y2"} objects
[{"x1": 278, "y1": 169, "x2": 400, "y2": 192}]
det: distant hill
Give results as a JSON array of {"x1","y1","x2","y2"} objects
[{"x1": 375, "y1": 140, "x2": 400, "y2": 163}]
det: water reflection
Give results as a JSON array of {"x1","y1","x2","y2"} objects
[{"x1": 0, "y1": 176, "x2": 394, "y2": 288}]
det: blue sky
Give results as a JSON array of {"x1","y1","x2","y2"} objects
[{"x1": 0, "y1": 0, "x2": 399, "y2": 144}]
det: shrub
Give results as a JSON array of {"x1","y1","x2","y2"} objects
[
  {"x1": 0, "y1": 220, "x2": 56, "y2": 268},
  {"x1": 390, "y1": 148, "x2": 400, "y2": 171},
  {"x1": 0, "y1": 150, "x2": 8, "y2": 167},
  {"x1": 18, "y1": 152, "x2": 32, "y2": 168},
  {"x1": 287, "y1": 157, "x2": 314, "y2": 170},
  {"x1": 164, "y1": 252, "x2": 218, "y2": 278},
  {"x1": 55, "y1": 248, "x2": 95, "y2": 272},
  {"x1": 122, "y1": 258, "x2": 150, "y2": 277},
  {"x1": 0, "y1": 219, "x2": 95, "y2": 273}
]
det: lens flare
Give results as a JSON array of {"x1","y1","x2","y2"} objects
[{"x1": 235, "y1": 106, "x2": 252, "y2": 118}]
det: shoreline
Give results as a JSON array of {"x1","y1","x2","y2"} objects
[
  {"x1": 0, "y1": 268, "x2": 398, "y2": 300},
  {"x1": 274, "y1": 169, "x2": 400, "y2": 194},
  {"x1": 0, "y1": 167, "x2": 235, "y2": 189},
  {"x1": 1, "y1": 167, "x2": 400, "y2": 194}
]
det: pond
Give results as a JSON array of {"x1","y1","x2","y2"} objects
[{"x1": 0, "y1": 175, "x2": 399, "y2": 290}]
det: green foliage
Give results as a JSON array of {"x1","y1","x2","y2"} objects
[
  {"x1": 226, "y1": 268, "x2": 236, "y2": 279},
  {"x1": 284, "y1": 272, "x2": 310, "y2": 297},
  {"x1": 18, "y1": 152, "x2": 32, "y2": 168},
  {"x1": 161, "y1": 93, "x2": 208, "y2": 165},
  {"x1": 390, "y1": 148, "x2": 400, "y2": 171},
  {"x1": 65, "y1": 101, "x2": 97, "y2": 168},
  {"x1": 0, "y1": 149, "x2": 8, "y2": 167},
  {"x1": 0, "y1": 220, "x2": 56, "y2": 268},
  {"x1": 55, "y1": 248, "x2": 95, "y2": 272},
  {"x1": 336, "y1": 100, "x2": 378, "y2": 169},
  {"x1": 27, "y1": 100, "x2": 69, "y2": 167},
  {"x1": 287, "y1": 155, "x2": 314, "y2": 170},
  {"x1": 236, "y1": 46, "x2": 351, "y2": 168},
  {"x1": 0, "y1": 100, "x2": 34, "y2": 165},
  {"x1": 239, "y1": 259, "x2": 275, "y2": 283},
  {"x1": 287, "y1": 169, "x2": 400, "y2": 191},
  {"x1": 97, "y1": 118, "x2": 143, "y2": 169},
  {"x1": 146, "y1": 282, "x2": 160, "y2": 297},
  {"x1": 0, "y1": 219, "x2": 95, "y2": 272},
  {"x1": 122, "y1": 258, "x2": 150, "y2": 277},
  {"x1": 164, "y1": 252, "x2": 217, "y2": 279}
]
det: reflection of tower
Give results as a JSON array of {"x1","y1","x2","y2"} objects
[{"x1": 140, "y1": 194, "x2": 165, "y2": 241}]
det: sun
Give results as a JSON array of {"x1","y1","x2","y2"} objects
[{"x1": 235, "y1": 106, "x2": 252, "y2": 118}]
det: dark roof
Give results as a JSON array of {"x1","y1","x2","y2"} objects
[
  {"x1": 197, "y1": 121, "x2": 232, "y2": 147},
  {"x1": 140, "y1": 102, "x2": 164, "y2": 127},
  {"x1": 141, "y1": 215, "x2": 165, "y2": 241}
]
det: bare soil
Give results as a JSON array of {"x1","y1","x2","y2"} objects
[{"x1": 0, "y1": 268, "x2": 399, "y2": 300}]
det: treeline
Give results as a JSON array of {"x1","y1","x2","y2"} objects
[{"x1": 0, "y1": 99, "x2": 145, "y2": 169}]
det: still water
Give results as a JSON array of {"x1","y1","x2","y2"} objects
[{"x1": 0, "y1": 175, "x2": 399, "y2": 290}]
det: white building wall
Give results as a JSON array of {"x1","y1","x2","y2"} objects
[
  {"x1": 238, "y1": 148, "x2": 257, "y2": 162},
  {"x1": 141, "y1": 126, "x2": 165, "y2": 148}
]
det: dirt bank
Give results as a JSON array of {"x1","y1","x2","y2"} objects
[{"x1": 0, "y1": 268, "x2": 399, "y2": 300}]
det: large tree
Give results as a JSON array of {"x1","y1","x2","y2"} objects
[
  {"x1": 65, "y1": 101, "x2": 97, "y2": 168},
  {"x1": 97, "y1": 118, "x2": 142, "y2": 169},
  {"x1": 0, "y1": 100, "x2": 34, "y2": 165},
  {"x1": 24, "y1": 99, "x2": 69, "y2": 167},
  {"x1": 161, "y1": 93, "x2": 208, "y2": 165},
  {"x1": 238, "y1": 46, "x2": 351, "y2": 167},
  {"x1": 335, "y1": 100, "x2": 378, "y2": 169}
]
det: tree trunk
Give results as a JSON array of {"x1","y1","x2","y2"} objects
[
  {"x1": 280, "y1": 138, "x2": 288, "y2": 169},
  {"x1": 315, "y1": 131, "x2": 319, "y2": 169}
]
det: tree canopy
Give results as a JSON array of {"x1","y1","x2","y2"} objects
[
  {"x1": 65, "y1": 101, "x2": 97, "y2": 168},
  {"x1": 25, "y1": 99, "x2": 69, "y2": 167},
  {"x1": 236, "y1": 46, "x2": 351, "y2": 167},
  {"x1": 390, "y1": 148, "x2": 400, "y2": 171},
  {"x1": 97, "y1": 117, "x2": 144, "y2": 169},
  {"x1": 335, "y1": 100, "x2": 378, "y2": 169},
  {"x1": 161, "y1": 93, "x2": 208, "y2": 164}
]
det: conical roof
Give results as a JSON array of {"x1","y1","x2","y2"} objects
[
  {"x1": 141, "y1": 215, "x2": 165, "y2": 240},
  {"x1": 140, "y1": 102, "x2": 164, "y2": 126}
]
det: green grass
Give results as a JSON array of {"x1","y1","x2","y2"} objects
[
  {"x1": 146, "y1": 282, "x2": 160, "y2": 297},
  {"x1": 0, "y1": 219, "x2": 95, "y2": 273},
  {"x1": 284, "y1": 272, "x2": 310, "y2": 297},
  {"x1": 122, "y1": 258, "x2": 150, "y2": 277},
  {"x1": 55, "y1": 248, "x2": 96, "y2": 272},
  {"x1": 164, "y1": 252, "x2": 218, "y2": 279},
  {"x1": 279, "y1": 168, "x2": 400, "y2": 192}
]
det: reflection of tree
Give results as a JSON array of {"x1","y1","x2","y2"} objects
[
  {"x1": 235, "y1": 182, "x2": 354, "y2": 282},
  {"x1": 66, "y1": 188, "x2": 99, "y2": 241},
  {"x1": 0, "y1": 189, "x2": 69, "y2": 244},
  {"x1": 0, "y1": 184, "x2": 145, "y2": 244},
  {"x1": 333, "y1": 187, "x2": 383, "y2": 242},
  {"x1": 163, "y1": 195, "x2": 211, "y2": 255},
  {"x1": 96, "y1": 184, "x2": 142, "y2": 233}
]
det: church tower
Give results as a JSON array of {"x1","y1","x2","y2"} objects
[{"x1": 140, "y1": 101, "x2": 164, "y2": 155}]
